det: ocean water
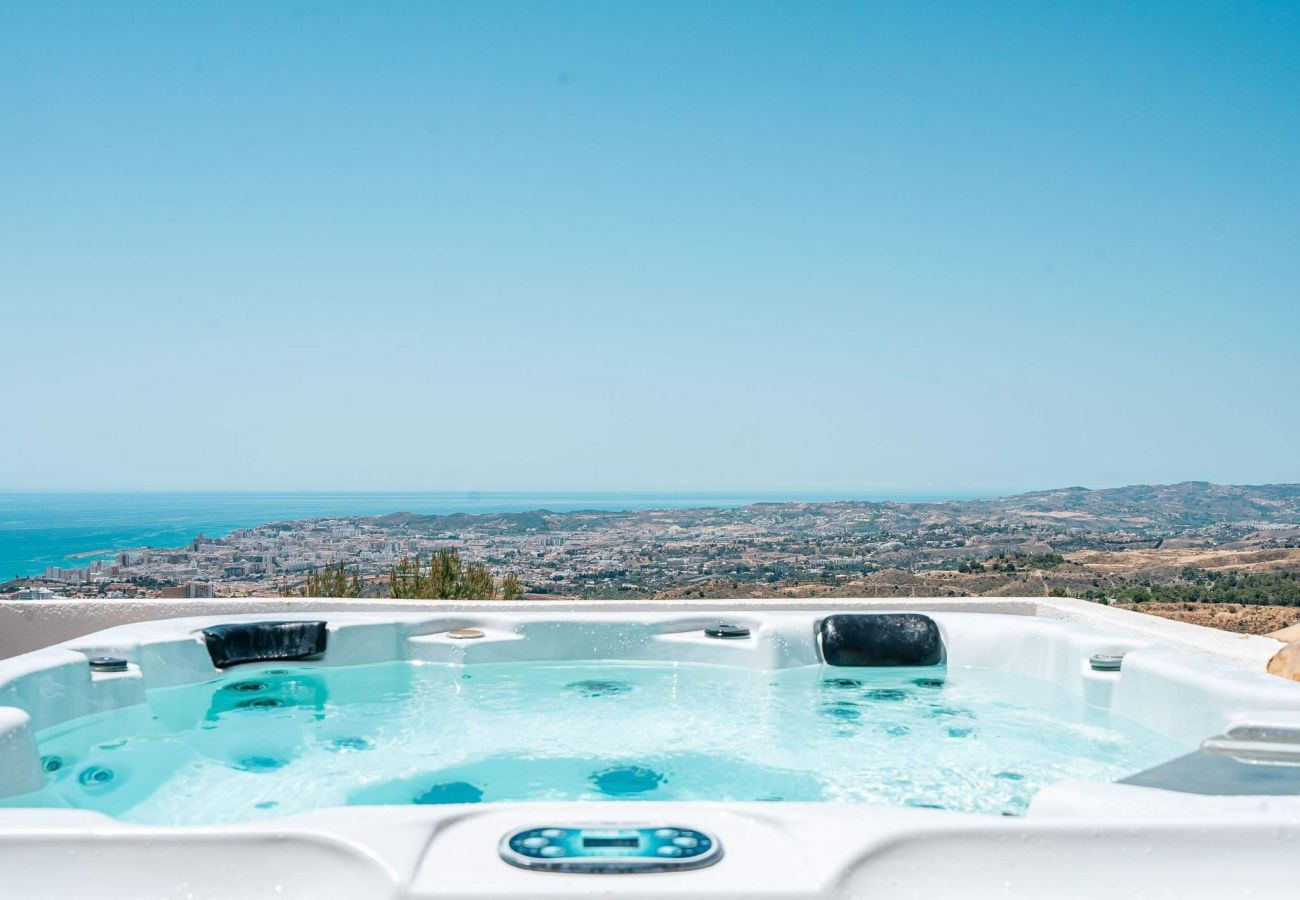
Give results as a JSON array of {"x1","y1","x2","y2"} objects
[
  {"x1": 0, "y1": 490, "x2": 977, "y2": 580},
  {"x1": 7, "y1": 660, "x2": 1188, "y2": 825}
]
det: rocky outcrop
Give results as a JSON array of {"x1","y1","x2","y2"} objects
[
  {"x1": 1266, "y1": 641, "x2": 1300, "y2": 682},
  {"x1": 1267, "y1": 623, "x2": 1300, "y2": 644}
]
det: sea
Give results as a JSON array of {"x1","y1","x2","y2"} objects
[{"x1": 0, "y1": 490, "x2": 978, "y2": 581}]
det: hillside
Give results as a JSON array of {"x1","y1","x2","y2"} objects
[{"x1": 11, "y1": 481, "x2": 1300, "y2": 635}]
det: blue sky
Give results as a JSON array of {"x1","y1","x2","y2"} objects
[{"x1": 2, "y1": 1, "x2": 1297, "y2": 492}]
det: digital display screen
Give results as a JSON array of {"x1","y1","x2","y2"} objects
[{"x1": 582, "y1": 837, "x2": 640, "y2": 848}]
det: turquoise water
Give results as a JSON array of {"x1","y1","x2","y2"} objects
[
  {"x1": 0, "y1": 490, "x2": 980, "y2": 580},
  {"x1": 8, "y1": 661, "x2": 1188, "y2": 825}
]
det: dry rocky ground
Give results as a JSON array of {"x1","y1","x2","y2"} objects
[
  {"x1": 654, "y1": 545, "x2": 1300, "y2": 636},
  {"x1": 1110, "y1": 602, "x2": 1300, "y2": 635}
]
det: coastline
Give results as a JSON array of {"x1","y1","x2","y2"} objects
[{"x1": 0, "y1": 489, "x2": 985, "y2": 579}]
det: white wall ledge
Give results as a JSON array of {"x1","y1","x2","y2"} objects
[{"x1": 0, "y1": 596, "x2": 1282, "y2": 670}]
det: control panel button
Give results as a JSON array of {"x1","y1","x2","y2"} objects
[
  {"x1": 657, "y1": 845, "x2": 684, "y2": 857},
  {"x1": 654, "y1": 828, "x2": 679, "y2": 838},
  {"x1": 521, "y1": 836, "x2": 548, "y2": 849},
  {"x1": 672, "y1": 835, "x2": 699, "y2": 848},
  {"x1": 539, "y1": 845, "x2": 567, "y2": 857},
  {"x1": 540, "y1": 828, "x2": 567, "y2": 838}
]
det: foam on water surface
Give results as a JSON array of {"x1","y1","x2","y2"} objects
[{"x1": 7, "y1": 660, "x2": 1189, "y2": 824}]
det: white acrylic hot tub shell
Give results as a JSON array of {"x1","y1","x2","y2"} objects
[{"x1": 0, "y1": 597, "x2": 1296, "y2": 900}]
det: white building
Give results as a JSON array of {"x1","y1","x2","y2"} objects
[{"x1": 13, "y1": 587, "x2": 61, "y2": 601}]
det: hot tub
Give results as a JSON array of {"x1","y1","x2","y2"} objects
[{"x1": 0, "y1": 598, "x2": 1296, "y2": 899}]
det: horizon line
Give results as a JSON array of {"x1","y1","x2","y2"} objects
[{"x1": 1, "y1": 480, "x2": 1296, "y2": 496}]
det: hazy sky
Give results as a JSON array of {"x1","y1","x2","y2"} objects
[{"x1": 2, "y1": 2, "x2": 1297, "y2": 492}]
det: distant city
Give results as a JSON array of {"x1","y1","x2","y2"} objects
[{"x1": 6, "y1": 484, "x2": 1300, "y2": 632}]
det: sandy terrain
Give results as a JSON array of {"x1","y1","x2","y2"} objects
[
  {"x1": 1112, "y1": 602, "x2": 1299, "y2": 635},
  {"x1": 1069, "y1": 547, "x2": 1300, "y2": 575}
]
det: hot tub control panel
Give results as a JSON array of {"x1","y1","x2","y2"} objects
[{"x1": 499, "y1": 825, "x2": 721, "y2": 873}]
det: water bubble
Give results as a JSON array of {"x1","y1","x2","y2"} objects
[
  {"x1": 412, "y1": 781, "x2": 483, "y2": 804},
  {"x1": 822, "y1": 678, "x2": 863, "y2": 690},
  {"x1": 886, "y1": 725, "x2": 911, "y2": 737},
  {"x1": 947, "y1": 727, "x2": 973, "y2": 738},
  {"x1": 237, "y1": 756, "x2": 287, "y2": 773},
  {"x1": 254, "y1": 801, "x2": 279, "y2": 810},
  {"x1": 236, "y1": 697, "x2": 283, "y2": 710},
  {"x1": 994, "y1": 771, "x2": 1025, "y2": 781},
  {"x1": 863, "y1": 688, "x2": 910, "y2": 702},
  {"x1": 566, "y1": 680, "x2": 631, "y2": 698},
  {"x1": 329, "y1": 737, "x2": 372, "y2": 752},
  {"x1": 927, "y1": 706, "x2": 974, "y2": 720},
  {"x1": 820, "y1": 701, "x2": 861, "y2": 721},
  {"x1": 591, "y1": 765, "x2": 664, "y2": 796}
]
